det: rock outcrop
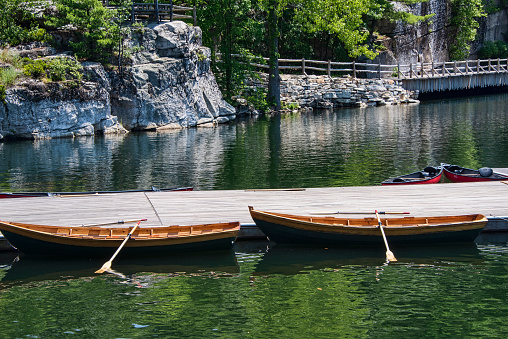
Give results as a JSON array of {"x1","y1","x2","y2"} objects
[
  {"x1": 110, "y1": 21, "x2": 237, "y2": 130},
  {"x1": 0, "y1": 21, "x2": 236, "y2": 140},
  {"x1": 0, "y1": 61, "x2": 124, "y2": 140}
]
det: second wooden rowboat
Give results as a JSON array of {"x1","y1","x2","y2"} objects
[
  {"x1": 0, "y1": 220, "x2": 240, "y2": 256},
  {"x1": 248, "y1": 206, "x2": 487, "y2": 246}
]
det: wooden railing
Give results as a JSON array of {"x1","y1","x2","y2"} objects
[
  {"x1": 237, "y1": 55, "x2": 508, "y2": 80},
  {"x1": 103, "y1": 0, "x2": 196, "y2": 25}
]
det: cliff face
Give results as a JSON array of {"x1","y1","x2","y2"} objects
[
  {"x1": 0, "y1": 61, "x2": 124, "y2": 140},
  {"x1": 110, "y1": 21, "x2": 236, "y2": 130},
  {"x1": 374, "y1": 0, "x2": 508, "y2": 65},
  {"x1": 0, "y1": 21, "x2": 236, "y2": 140}
]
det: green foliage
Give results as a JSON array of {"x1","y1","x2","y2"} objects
[
  {"x1": 0, "y1": 0, "x2": 48, "y2": 46},
  {"x1": 449, "y1": 0, "x2": 486, "y2": 60},
  {"x1": 0, "y1": 67, "x2": 21, "y2": 88},
  {"x1": 23, "y1": 59, "x2": 47, "y2": 78},
  {"x1": 46, "y1": 0, "x2": 125, "y2": 62},
  {"x1": 22, "y1": 57, "x2": 83, "y2": 81},
  {"x1": 478, "y1": 41, "x2": 508, "y2": 59},
  {"x1": 0, "y1": 84, "x2": 5, "y2": 102}
]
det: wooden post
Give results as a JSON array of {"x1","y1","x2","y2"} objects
[
  {"x1": 170, "y1": 0, "x2": 174, "y2": 21},
  {"x1": 454, "y1": 61, "x2": 457, "y2": 74},
  {"x1": 155, "y1": 0, "x2": 160, "y2": 24},
  {"x1": 488, "y1": 59, "x2": 492, "y2": 72},
  {"x1": 498, "y1": 58, "x2": 501, "y2": 73},
  {"x1": 442, "y1": 62, "x2": 445, "y2": 76},
  {"x1": 432, "y1": 61, "x2": 435, "y2": 76},
  {"x1": 193, "y1": 5, "x2": 197, "y2": 26},
  {"x1": 477, "y1": 59, "x2": 480, "y2": 73},
  {"x1": 410, "y1": 63, "x2": 413, "y2": 78},
  {"x1": 131, "y1": 3, "x2": 135, "y2": 23},
  {"x1": 327, "y1": 60, "x2": 331, "y2": 78},
  {"x1": 302, "y1": 58, "x2": 306, "y2": 75},
  {"x1": 465, "y1": 60, "x2": 468, "y2": 74},
  {"x1": 397, "y1": 62, "x2": 400, "y2": 79},
  {"x1": 353, "y1": 60, "x2": 356, "y2": 78},
  {"x1": 378, "y1": 59, "x2": 381, "y2": 79}
]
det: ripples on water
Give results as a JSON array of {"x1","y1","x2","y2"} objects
[
  {"x1": 1, "y1": 94, "x2": 507, "y2": 191},
  {"x1": 0, "y1": 235, "x2": 507, "y2": 337},
  {"x1": 0, "y1": 95, "x2": 508, "y2": 336}
]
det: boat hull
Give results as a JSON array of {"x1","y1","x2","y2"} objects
[
  {"x1": 0, "y1": 187, "x2": 193, "y2": 199},
  {"x1": 0, "y1": 221, "x2": 239, "y2": 257},
  {"x1": 249, "y1": 208, "x2": 487, "y2": 247},
  {"x1": 382, "y1": 166, "x2": 443, "y2": 185},
  {"x1": 443, "y1": 165, "x2": 508, "y2": 183}
]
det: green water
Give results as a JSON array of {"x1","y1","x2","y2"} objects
[
  {"x1": 1, "y1": 236, "x2": 508, "y2": 338},
  {"x1": 0, "y1": 94, "x2": 508, "y2": 337},
  {"x1": 0, "y1": 94, "x2": 507, "y2": 192}
]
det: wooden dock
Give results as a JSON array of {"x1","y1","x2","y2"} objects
[{"x1": 1, "y1": 177, "x2": 508, "y2": 241}]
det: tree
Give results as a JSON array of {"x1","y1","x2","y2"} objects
[{"x1": 45, "y1": 0, "x2": 125, "y2": 62}]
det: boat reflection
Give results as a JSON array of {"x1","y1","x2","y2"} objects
[
  {"x1": 0, "y1": 250, "x2": 239, "y2": 287},
  {"x1": 253, "y1": 242, "x2": 484, "y2": 276}
]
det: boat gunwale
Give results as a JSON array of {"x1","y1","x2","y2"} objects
[
  {"x1": 0, "y1": 220, "x2": 241, "y2": 248},
  {"x1": 249, "y1": 209, "x2": 488, "y2": 235}
]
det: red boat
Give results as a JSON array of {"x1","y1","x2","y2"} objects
[
  {"x1": 381, "y1": 166, "x2": 443, "y2": 185},
  {"x1": 442, "y1": 164, "x2": 508, "y2": 183},
  {"x1": 0, "y1": 186, "x2": 193, "y2": 199}
]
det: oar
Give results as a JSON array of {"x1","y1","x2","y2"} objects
[
  {"x1": 502, "y1": 181, "x2": 508, "y2": 185},
  {"x1": 95, "y1": 220, "x2": 143, "y2": 274},
  {"x1": 311, "y1": 211, "x2": 410, "y2": 215},
  {"x1": 376, "y1": 210, "x2": 397, "y2": 262},
  {"x1": 81, "y1": 218, "x2": 147, "y2": 227}
]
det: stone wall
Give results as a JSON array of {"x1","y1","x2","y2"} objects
[{"x1": 247, "y1": 74, "x2": 419, "y2": 110}]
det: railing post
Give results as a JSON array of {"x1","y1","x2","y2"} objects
[
  {"x1": 378, "y1": 59, "x2": 381, "y2": 79},
  {"x1": 465, "y1": 60, "x2": 468, "y2": 74},
  {"x1": 327, "y1": 60, "x2": 331, "y2": 78},
  {"x1": 155, "y1": 0, "x2": 160, "y2": 24},
  {"x1": 410, "y1": 63, "x2": 413, "y2": 78},
  {"x1": 353, "y1": 60, "x2": 356, "y2": 78},
  {"x1": 131, "y1": 3, "x2": 135, "y2": 23},
  {"x1": 193, "y1": 6, "x2": 197, "y2": 26},
  {"x1": 431, "y1": 61, "x2": 435, "y2": 76},
  {"x1": 488, "y1": 59, "x2": 492, "y2": 72},
  {"x1": 454, "y1": 61, "x2": 457, "y2": 74},
  {"x1": 498, "y1": 58, "x2": 501, "y2": 73},
  {"x1": 397, "y1": 62, "x2": 400, "y2": 79},
  {"x1": 477, "y1": 59, "x2": 480, "y2": 73},
  {"x1": 302, "y1": 58, "x2": 306, "y2": 75},
  {"x1": 442, "y1": 62, "x2": 445, "y2": 75},
  {"x1": 170, "y1": 0, "x2": 174, "y2": 21}
]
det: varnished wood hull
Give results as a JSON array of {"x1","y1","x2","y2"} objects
[
  {"x1": 248, "y1": 207, "x2": 487, "y2": 247},
  {"x1": 0, "y1": 221, "x2": 239, "y2": 256}
]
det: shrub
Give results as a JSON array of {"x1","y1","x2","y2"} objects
[
  {"x1": 22, "y1": 57, "x2": 83, "y2": 81},
  {"x1": 23, "y1": 59, "x2": 48, "y2": 78},
  {"x1": 478, "y1": 41, "x2": 508, "y2": 59}
]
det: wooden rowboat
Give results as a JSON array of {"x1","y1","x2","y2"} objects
[
  {"x1": 248, "y1": 206, "x2": 487, "y2": 246},
  {"x1": 0, "y1": 220, "x2": 240, "y2": 256},
  {"x1": 442, "y1": 164, "x2": 508, "y2": 183},
  {"x1": 0, "y1": 186, "x2": 193, "y2": 199},
  {"x1": 381, "y1": 166, "x2": 443, "y2": 185}
]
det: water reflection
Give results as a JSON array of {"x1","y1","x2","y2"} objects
[
  {"x1": 0, "y1": 250, "x2": 239, "y2": 289},
  {"x1": 0, "y1": 94, "x2": 507, "y2": 191},
  {"x1": 251, "y1": 242, "x2": 483, "y2": 276}
]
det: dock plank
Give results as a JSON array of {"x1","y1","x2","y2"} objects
[{"x1": 0, "y1": 182, "x2": 507, "y2": 230}]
